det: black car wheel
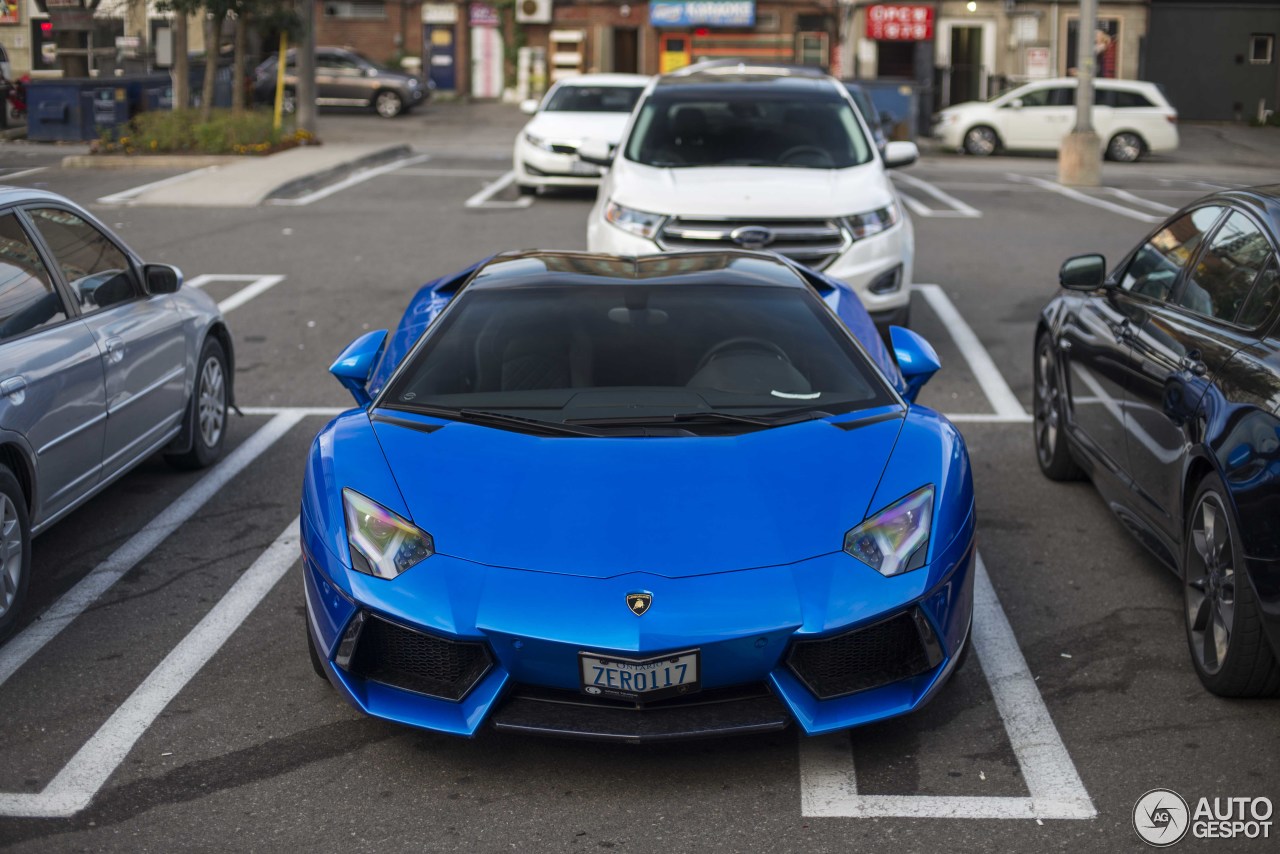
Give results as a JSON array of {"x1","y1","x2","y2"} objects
[
  {"x1": 1183, "y1": 475, "x2": 1280, "y2": 696},
  {"x1": 0, "y1": 465, "x2": 31, "y2": 642},
  {"x1": 166, "y1": 337, "x2": 229, "y2": 470},
  {"x1": 963, "y1": 126, "x2": 999, "y2": 156},
  {"x1": 1033, "y1": 334, "x2": 1083, "y2": 480},
  {"x1": 517, "y1": 182, "x2": 538, "y2": 197},
  {"x1": 1106, "y1": 132, "x2": 1144, "y2": 163},
  {"x1": 374, "y1": 90, "x2": 404, "y2": 119}
]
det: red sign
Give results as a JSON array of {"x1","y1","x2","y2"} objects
[{"x1": 866, "y1": 5, "x2": 934, "y2": 41}]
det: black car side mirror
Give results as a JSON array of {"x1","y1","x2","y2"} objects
[
  {"x1": 1059, "y1": 254, "x2": 1107, "y2": 290},
  {"x1": 143, "y1": 263, "x2": 183, "y2": 295}
]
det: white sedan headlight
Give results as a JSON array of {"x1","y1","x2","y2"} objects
[
  {"x1": 524, "y1": 131, "x2": 555, "y2": 152},
  {"x1": 844, "y1": 203, "x2": 900, "y2": 241},
  {"x1": 844, "y1": 486, "x2": 934, "y2": 577},
  {"x1": 342, "y1": 489, "x2": 434, "y2": 579},
  {"x1": 604, "y1": 200, "x2": 664, "y2": 240}
]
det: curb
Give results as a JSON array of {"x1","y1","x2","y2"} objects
[
  {"x1": 0, "y1": 125, "x2": 27, "y2": 141},
  {"x1": 265, "y1": 143, "x2": 413, "y2": 201},
  {"x1": 62, "y1": 154, "x2": 240, "y2": 169}
]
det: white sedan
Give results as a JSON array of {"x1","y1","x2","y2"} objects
[
  {"x1": 933, "y1": 78, "x2": 1179, "y2": 162},
  {"x1": 514, "y1": 74, "x2": 649, "y2": 195}
]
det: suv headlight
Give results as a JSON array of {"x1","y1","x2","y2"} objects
[
  {"x1": 844, "y1": 203, "x2": 900, "y2": 241},
  {"x1": 604, "y1": 200, "x2": 663, "y2": 240},
  {"x1": 342, "y1": 489, "x2": 434, "y2": 579},
  {"x1": 524, "y1": 131, "x2": 554, "y2": 152},
  {"x1": 844, "y1": 486, "x2": 933, "y2": 577}
]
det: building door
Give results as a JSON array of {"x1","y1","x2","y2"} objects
[
  {"x1": 876, "y1": 41, "x2": 915, "y2": 77},
  {"x1": 613, "y1": 28, "x2": 639, "y2": 73},
  {"x1": 797, "y1": 32, "x2": 828, "y2": 68},
  {"x1": 471, "y1": 25, "x2": 503, "y2": 98},
  {"x1": 659, "y1": 33, "x2": 690, "y2": 73},
  {"x1": 424, "y1": 25, "x2": 457, "y2": 91},
  {"x1": 948, "y1": 26, "x2": 983, "y2": 104}
]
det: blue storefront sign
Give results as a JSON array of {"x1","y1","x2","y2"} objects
[{"x1": 648, "y1": 0, "x2": 756, "y2": 28}]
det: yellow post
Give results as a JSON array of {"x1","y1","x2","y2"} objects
[{"x1": 273, "y1": 31, "x2": 288, "y2": 131}]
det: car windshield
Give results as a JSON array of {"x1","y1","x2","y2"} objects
[
  {"x1": 544, "y1": 85, "x2": 644, "y2": 113},
  {"x1": 624, "y1": 89, "x2": 875, "y2": 168},
  {"x1": 381, "y1": 280, "x2": 895, "y2": 434}
]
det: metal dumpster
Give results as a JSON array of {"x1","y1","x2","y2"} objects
[{"x1": 26, "y1": 79, "x2": 129, "y2": 142}]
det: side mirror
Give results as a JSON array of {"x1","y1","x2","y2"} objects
[
  {"x1": 1059, "y1": 254, "x2": 1107, "y2": 290},
  {"x1": 1007, "y1": 98, "x2": 1024, "y2": 109},
  {"x1": 889, "y1": 325, "x2": 940, "y2": 404},
  {"x1": 143, "y1": 263, "x2": 182, "y2": 295},
  {"x1": 330, "y1": 329, "x2": 388, "y2": 408},
  {"x1": 577, "y1": 138, "x2": 614, "y2": 167},
  {"x1": 519, "y1": 98, "x2": 539, "y2": 115},
  {"x1": 882, "y1": 140, "x2": 918, "y2": 169}
]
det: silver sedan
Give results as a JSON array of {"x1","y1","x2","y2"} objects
[{"x1": 0, "y1": 188, "x2": 233, "y2": 639}]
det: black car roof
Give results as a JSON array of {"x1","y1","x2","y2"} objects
[
  {"x1": 653, "y1": 65, "x2": 842, "y2": 97},
  {"x1": 1210, "y1": 185, "x2": 1280, "y2": 225},
  {"x1": 466, "y1": 251, "x2": 811, "y2": 291}
]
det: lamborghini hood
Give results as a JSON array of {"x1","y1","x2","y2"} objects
[{"x1": 370, "y1": 412, "x2": 904, "y2": 579}]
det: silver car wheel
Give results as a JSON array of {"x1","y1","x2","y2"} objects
[
  {"x1": 963, "y1": 126, "x2": 998, "y2": 156},
  {"x1": 0, "y1": 493, "x2": 23, "y2": 618},
  {"x1": 1034, "y1": 342, "x2": 1060, "y2": 467},
  {"x1": 1185, "y1": 493, "x2": 1236, "y2": 676},
  {"x1": 198, "y1": 355, "x2": 226, "y2": 449},
  {"x1": 1108, "y1": 132, "x2": 1143, "y2": 162},
  {"x1": 375, "y1": 91, "x2": 402, "y2": 118}
]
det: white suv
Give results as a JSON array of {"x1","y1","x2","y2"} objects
[
  {"x1": 933, "y1": 78, "x2": 1178, "y2": 162},
  {"x1": 583, "y1": 65, "x2": 919, "y2": 330}
]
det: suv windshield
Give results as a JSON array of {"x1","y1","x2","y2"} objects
[
  {"x1": 381, "y1": 282, "x2": 895, "y2": 434},
  {"x1": 544, "y1": 85, "x2": 643, "y2": 113},
  {"x1": 624, "y1": 89, "x2": 874, "y2": 169}
]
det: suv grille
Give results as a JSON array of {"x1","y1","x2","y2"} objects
[
  {"x1": 786, "y1": 610, "x2": 942, "y2": 699},
  {"x1": 657, "y1": 218, "x2": 849, "y2": 270},
  {"x1": 347, "y1": 614, "x2": 492, "y2": 701}
]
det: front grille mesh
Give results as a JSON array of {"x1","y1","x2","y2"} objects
[
  {"x1": 348, "y1": 615, "x2": 491, "y2": 701},
  {"x1": 787, "y1": 611, "x2": 935, "y2": 699},
  {"x1": 657, "y1": 218, "x2": 848, "y2": 270}
]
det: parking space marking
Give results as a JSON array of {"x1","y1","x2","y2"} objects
[
  {"x1": 396, "y1": 167, "x2": 508, "y2": 179},
  {"x1": 1097, "y1": 186, "x2": 1177, "y2": 215},
  {"x1": 187, "y1": 273, "x2": 286, "y2": 314},
  {"x1": 266, "y1": 153, "x2": 432, "y2": 207},
  {"x1": 891, "y1": 172, "x2": 982, "y2": 218},
  {"x1": 0, "y1": 166, "x2": 49, "y2": 181},
  {"x1": 799, "y1": 554, "x2": 1096, "y2": 820},
  {"x1": 465, "y1": 170, "x2": 533, "y2": 209},
  {"x1": 95, "y1": 167, "x2": 222, "y2": 206},
  {"x1": 0, "y1": 517, "x2": 301, "y2": 819},
  {"x1": 913, "y1": 284, "x2": 1028, "y2": 421},
  {"x1": 0, "y1": 413, "x2": 302, "y2": 690},
  {"x1": 1005, "y1": 173, "x2": 1164, "y2": 223}
]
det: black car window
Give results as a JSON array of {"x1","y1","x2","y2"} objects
[
  {"x1": 1237, "y1": 255, "x2": 1279, "y2": 328},
  {"x1": 27, "y1": 208, "x2": 139, "y2": 316},
  {"x1": 1015, "y1": 87, "x2": 1052, "y2": 107},
  {"x1": 1120, "y1": 206, "x2": 1225, "y2": 302},
  {"x1": 1176, "y1": 211, "x2": 1274, "y2": 322},
  {"x1": 1109, "y1": 90, "x2": 1154, "y2": 109},
  {"x1": 544, "y1": 85, "x2": 643, "y2": 113},
  {"x1": 1047, "y1": 87, "x2": 1076, "y2": 107},
  {"x1": 0, "y1": 213, "x2": 66, "y2": 342}
]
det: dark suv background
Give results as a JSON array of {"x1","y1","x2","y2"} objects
[{"x1": 252, "y1": 47, "x2": 429, "y2": 119}]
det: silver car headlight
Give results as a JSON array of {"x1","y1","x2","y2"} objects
[
  {"x1": 844, "y1": 486, "x2": 934, "y2": 577},
  {"x1": 844, "y1": 203, "x2": 900, "y2": 241},
  {"x1": 524, "y1": 131, "x2": 555, "y2": 152},
  {"x1": 342, "y1": 489, "x2": 434, "y2": 579},
  {"x1": 604, "y1": 200, "x2": 664, "y2": 240}
]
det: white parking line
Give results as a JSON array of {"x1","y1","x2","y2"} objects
[
  {"x1": 0, "y1": 518, "x2": 301, "y2": 818},
  {"x1": 0, "y1": 166, "x2": 49, "y2": 181},
  {"x1": 95, "y1": 167, "x2": 221, "y2": 206},
  {"x1": 266, "y1": 153, "x2": 432, "y2": 207},
  {"x1": 913, "y1": 284, "x2": 1028, "y2": 421},
  {"x1": 187, "y1": 273, "x2": 286, "y2": 314},
  {"x1": 891, "y1": 172, "x2": 981, "y2": 218},
  {"x1": 1098, "y1": 186, "x2": 1177, "y2": 215},
  {"x1": 799, "y1": 554, "x2": 1096, "y2": 820},
  {"x1": 1006, "y1": 173, "x2": 1164, "y2": 223},
  {"x1": 465, "y1": 170, "x2": 533, "y2": 209},
  {"x1": 397, "y1": 167, "x2": 508, "y2": 179},
  {"x1": 0, "y1": 412, "x2": 303, "y2": 689}
]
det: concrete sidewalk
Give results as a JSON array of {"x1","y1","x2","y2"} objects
[{"x1": 115, "y1": 142, "x2": 411, "y2": 206}]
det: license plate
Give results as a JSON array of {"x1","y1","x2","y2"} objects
[
  {"x1": 569, "y1": 159, "x2": 599, "y2": 176},
  {"x1": 579, "y1": 650, "x2": 700, "y2": 703}
]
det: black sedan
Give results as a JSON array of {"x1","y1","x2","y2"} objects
[{"x1": 1033, "y1": 186, "x2": 1280, "y2": 697}]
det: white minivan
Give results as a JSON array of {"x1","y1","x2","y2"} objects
[
  {"x1": 933, "y1": 78, "x2": 1178, "y2": 162},
  {"x1": 583, "y1": 65, "x2": 920, "y2": 330}
]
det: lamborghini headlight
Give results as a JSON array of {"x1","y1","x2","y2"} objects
[
  {"x1": 342, "y1": 488, "x2": 434, "y2": 579},
  {"x1": 604, "y1": 200, "x2": 663, "y2": 240},
  {"x1": 843, "y1": 485, "x2": 933, "y2": 577},
  {"x1": 844, "y1": 203, "x2": 900, "y2": 241}
]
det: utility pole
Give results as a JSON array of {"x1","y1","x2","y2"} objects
[
  {"x1": 296, "y1": 0, "x2": 318, "y2": 134},
  {"x1": 1058, "y1": 0, "x2": 1100, "y2": 186}
]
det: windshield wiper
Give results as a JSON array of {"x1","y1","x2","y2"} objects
[
  {"x1": 398, "y1": 405, "x2": 606, "y2": 437},
  {"x1": 569, "y1": 410, "x2": 831, "y2": 428}
]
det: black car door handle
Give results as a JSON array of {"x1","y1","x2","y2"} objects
[{"x1": 1179, "y1": 350, "x2": 1207, "y2": 376}]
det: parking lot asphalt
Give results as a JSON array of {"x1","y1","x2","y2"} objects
[{"x1": 0, "y1": 110, "x2": 1278, "y2": 852}]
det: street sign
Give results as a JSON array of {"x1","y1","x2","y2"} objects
[
  {"x1": 648, "y1": 1, "x2": 756, "y2": 29},
  {"x1": 865, "y1": 4, "x2": 934, "y2": 42}
]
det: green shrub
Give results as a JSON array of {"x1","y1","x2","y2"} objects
[{"x1": 99, "y1": 109, "x2": 312, "y2": 155}]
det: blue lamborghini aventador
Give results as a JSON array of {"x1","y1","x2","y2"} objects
[{"x1": 301, "y1": 250, "x2": 976, "y2": 741}]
